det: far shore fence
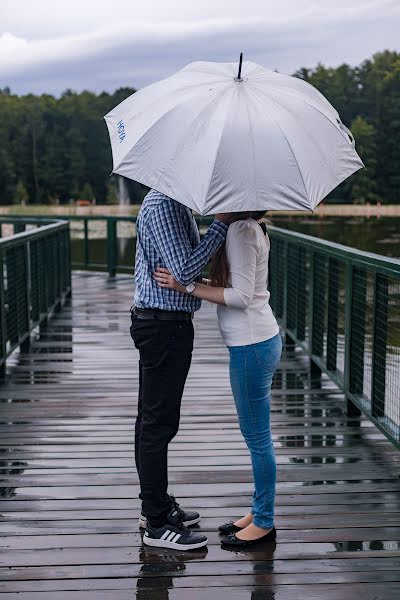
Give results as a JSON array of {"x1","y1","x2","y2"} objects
[{"x1": 1, "y1": 215, "x2": 399, "y2": 448}]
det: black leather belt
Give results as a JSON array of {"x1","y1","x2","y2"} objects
[{"x1": 132, "y1": 307, "x2": 193, "y2": 322}]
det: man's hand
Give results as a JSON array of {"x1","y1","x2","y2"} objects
[{"x1": 153, "y1": 267, "x2": 186, "y2": 293}]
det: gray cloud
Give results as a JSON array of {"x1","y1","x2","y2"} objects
[{"x1": 1, "y1": 1, "x2": 399, "y2": 95}]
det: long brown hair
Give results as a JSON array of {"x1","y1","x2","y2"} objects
[{"x1": 209, "y1": 211, "x2": 267, "y2": 287}]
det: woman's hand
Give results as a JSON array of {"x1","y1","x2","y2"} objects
[{"x1": 153, "y1": 267, "x2": 186, "y2": 293}]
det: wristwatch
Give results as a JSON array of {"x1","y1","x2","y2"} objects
[{"x1": 185, "y1": 282, "x2": 196, "y2": 294}]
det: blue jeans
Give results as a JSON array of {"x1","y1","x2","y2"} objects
[{"x1": 228, "y1": 333, "x2": 282, "y2": 529}]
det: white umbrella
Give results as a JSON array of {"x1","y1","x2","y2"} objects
[{"x1": 104, "y1": 57, "x2": 363, "y2": 215}]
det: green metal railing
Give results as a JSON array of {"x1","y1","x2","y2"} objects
[
  {"x1": 2, "y1": 214, "x2": 399, "y2": 447},
  {"x1": 268, "y1": 226, "x2": 400, "y2": 448},
  {"x1": 0, "y1": 216, "x2": 137, "y2": 277},
  {"x1": 0, "y1": 219, "x2": 71, "y2": 377},
  {"x1": 0, "y1": 215, "x2": 215, "y2": 277}
]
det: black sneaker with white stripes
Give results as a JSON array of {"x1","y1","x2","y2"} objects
[
  {"x1": 143, "y1": 507, "x2": 208, "y2": 551},
  {"x1": 139, "y1": 495, "x2": 201, "y2": 529}
]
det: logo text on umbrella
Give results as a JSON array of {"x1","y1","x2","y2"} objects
[{"x1": 117, "y1": 120, "x2": 126, "y2": 143}]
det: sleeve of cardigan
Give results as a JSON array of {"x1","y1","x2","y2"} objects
[{"x1": 223, "y1": 221, "x2": 259, "y2": 310}]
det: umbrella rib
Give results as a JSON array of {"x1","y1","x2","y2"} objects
[
  {"x1": 112, "y1": 91, "x2": 216, "y2": 173},
  {"x1": 249, "y1": 79, "x2": 341, "y2": 131},
  {"x1": 252, "y1": 88, "x2": 310, "y2": 206},
  {"x1": 112, "y1": 79, "x2": 229, "y2": 169},
  {"x1": 203, "y1": 86, "x2": 237, "y2": 211},
  {"x1": 161, "y1": 83, "x2": 234, "y2": 194},
  {"x1": 244, "y1": 89, "x2": 258, "y2": 209},
  {"x1": 255, "y1": 85, "x2": 356, "y2": 197}
]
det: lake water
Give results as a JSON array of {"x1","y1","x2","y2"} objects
[{"x1": 272, "y1": 215, "x2": 400, "y2": 258}]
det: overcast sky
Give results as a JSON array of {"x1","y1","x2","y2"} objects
[{"x1": 1, "y1": 0, "x2": 399, "y2": 95}]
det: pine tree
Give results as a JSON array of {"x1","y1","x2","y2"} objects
[
  {"x1": 14, "y1": 180, "x2": 29, "y2": 205},
  {"x1": 378, "y1": 58, "x2": 400, "y2": 203},
  {"x1": 106, "y1": 181, "x2": 119, "y2": 205},
  {"x1": 350, "y1": 116, "x2": 379, "y2": 203},
  {"x1": 80, "y1": 182, "x2": 95, "y2": 202}
]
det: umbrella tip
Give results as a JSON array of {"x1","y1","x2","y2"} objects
[{"x1": 235, "y1": 52, "x2": 243, "y2": 81}]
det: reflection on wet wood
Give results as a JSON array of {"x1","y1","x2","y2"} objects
[{"x1": 0, "y1": 272, "x2": 399, "y2": 599}]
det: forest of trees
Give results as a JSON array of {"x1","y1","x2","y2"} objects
[{"x1": 0, "y1": 50, "x2": 399, "y2": 206}]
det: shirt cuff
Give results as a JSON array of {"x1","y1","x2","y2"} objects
[
  {"x1": 211, "y1": 220, "x2": 229, "y2": 240},
  {"x1": 223, "y1": 287, "x2": 240, "y2": 308}
]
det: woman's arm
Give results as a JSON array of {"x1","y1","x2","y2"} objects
[
  {"x1": 222, "y1": 221, "x2": 258, "y2": 309},
  {"x1": 153, "y1": 268, "x2": 226, "y2": 305}
]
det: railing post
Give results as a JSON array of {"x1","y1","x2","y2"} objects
[
  {"x1": 39, "y1": 237, "x2": 49, "y2": 336},
  {"x1": 64, "y1": 225, "x2": 72, "y2": 297},
  {"x1": 286, "y1": 243, "x2": 298, "y2": 334},
  {"x1": 53, "y1": 233, "x2": 62, "y2": 313},
  {"x1": 344, "y1": 264, "x2": 362, "y2": 416},
  {"x1": 309, "y1": 252, "x2": 325, "y2": 378},
  {"x1": 65, "y1": 226, "x2": 72, "y2": 296},
  {"x1": 349, "y1": 269, "x2": 367, "y2": 397},
  {"x1": 371, "y1": 274, "x2": 388, "y2": 418},
  {"x1": 296, "y1": 246, "x2": 307, "y2": 342},
  {"x1": 13, "y1": 223, "x2": 25, "y2": 235},
  {"x1": 282, "y1": 239, "x2": 289, "y2": 330},
  {"x1": 326, "y1": 257, "x2": 339, "y2": 372},
  {"x1": 107, "y1": 219, "x2": 117, "y2": 278},
  {"x1": 0, "y1": 248, "x2": 6, "y2": 378},
  {"x1": 269, "y1": 237, "x2": 285, "y2": 321},
  {"x1": 83, "y1": 219, "x2": 89, "y2": 268},
  {"x1": 20, "y1": 242, "x2": 31, "y2": 353}
]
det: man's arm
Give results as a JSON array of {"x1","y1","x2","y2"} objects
[
  {"x1": 148, "y1": 200, "x2": 228, "y2": 286},
  {"x1": 153, "y1": 221, "x2": 258, "y2": 307}
]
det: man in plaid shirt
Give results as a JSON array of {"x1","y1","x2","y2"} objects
[{"x1": 130, "y1": 188, "x2": 230, "y2": 550}]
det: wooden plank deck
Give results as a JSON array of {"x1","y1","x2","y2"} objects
[{"x1": 1, "y1": 271, "x2": 399, "y2": 599}]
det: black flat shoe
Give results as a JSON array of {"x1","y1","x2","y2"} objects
[
  {"x1": 218, "y1": 521, "x2": 243, "y2": 534},
  {"x1": 221, "y1": 527, "x2": 277, "y2": 548}
]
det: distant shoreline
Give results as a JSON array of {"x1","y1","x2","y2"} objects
[{"x1": 1, "y1": 204, "x2": 400, "y2": 218}]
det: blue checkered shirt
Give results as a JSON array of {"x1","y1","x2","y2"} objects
[{"x1": 134, "y1": 190, "x2": 228, "y2": 312}]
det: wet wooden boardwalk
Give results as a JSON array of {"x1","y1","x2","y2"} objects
[{"x1": 1, "y1": 272, "x2": 400, "y2": 599}]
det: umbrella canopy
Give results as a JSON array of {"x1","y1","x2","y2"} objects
[{"x1": 104, "y1": 60, "x2": 363, "y2": 215}]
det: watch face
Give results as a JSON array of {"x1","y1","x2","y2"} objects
[{"x1": 186, "y1": 282, "x2": 196, "y2": 293}]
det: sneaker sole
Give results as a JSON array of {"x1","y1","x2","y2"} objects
[
  {"x1": 143, "y1": 535, "x2": 208, "y2": 551},
  {"x1": 139, "y1": 515, "x2": 201, "y2": 529}
]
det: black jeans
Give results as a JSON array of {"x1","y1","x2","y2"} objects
[{"x1": 130, "y1": 313, "x2": 194, "y2": 527}]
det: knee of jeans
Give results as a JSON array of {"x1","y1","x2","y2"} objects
[{"x1": 241, "y1": 426, "x2": 273, "y2": 449}]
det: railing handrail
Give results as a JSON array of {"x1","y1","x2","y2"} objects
[
  {"x1": 0, "y1": 220, "x2": 69, "y2": 249},
  {"x1": 0, "y1": 215, "x2": 137, "y2": 223},
  {"x1": 267, "y1": 225, "x2": 400, "y2": 276}
]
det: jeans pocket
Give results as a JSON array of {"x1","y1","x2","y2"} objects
[{"x1": 252, "y1": 334, "x2": 282, "y2": 373}]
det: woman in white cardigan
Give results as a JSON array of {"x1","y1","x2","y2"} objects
[{"x1": 154, "y1": 211, "x2": 281, "y2": 548}]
